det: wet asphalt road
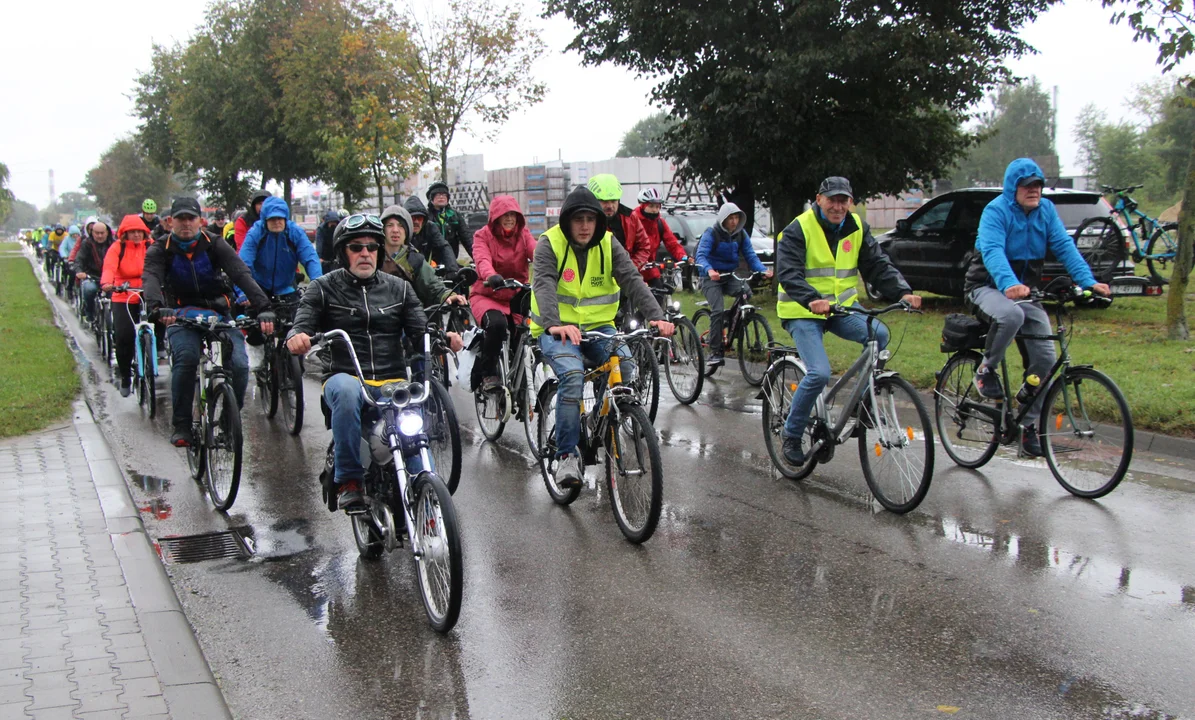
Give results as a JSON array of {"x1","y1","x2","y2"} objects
[{"x1": 39, "y1": 269, "x2": 1195, "y2": 719}]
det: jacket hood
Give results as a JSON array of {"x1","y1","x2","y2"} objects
[
  {"x1": 88, "y1": 221, "x2": 114, "y2": 240},
  {"x1": 261, "y1": 196, "x2": 290, "y2": 222},
  {"x1": 1002, "y1": 158, "x2": 1045, "y2": 201},
  {"x1": 246, "y1": 190, "x2": 272, "y2": 223},
  {"x1": 487, "y1": 195, "x2": 525, "y2": 235},
  {"x1": 558, "y1": 186, "x2": 608, "y2": 244},
  {"x1": 716, "y1": 202, "x2": 746, "y2": 232},
  {"x1": 381, "y1": 204, "x2": 412, "y2": 236},
  {"x1": 403, "y1": 196, "x2": 429, "y2": 218},
  {"x1": 426, "y1": 182, "x2": 450, "y2": 202},
  {"x1": 323, "y1": 209, "x2": 340, "y2": 224}
]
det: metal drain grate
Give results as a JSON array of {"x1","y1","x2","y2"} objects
[{"x1": 157, "y1": 529, "x2": 252, "y2": 563}]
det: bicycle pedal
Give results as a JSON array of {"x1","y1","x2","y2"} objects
[{"x1": 344, "y1": 506, "x2": 369, "y2": 516}]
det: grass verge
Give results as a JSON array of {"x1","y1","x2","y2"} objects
[
  {"x1": 0, "y1": 244, "x2": 79, "y2": 437},
  {"x1": 673, "y1": 279, "x2": 1195, "y2": 437}
]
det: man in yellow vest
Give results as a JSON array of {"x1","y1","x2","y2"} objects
[
  {"x1": 530, "y1": 185, "x2": 675, "y2": 488},
  {"x1": 776, "y1": 176, "x2": 921, "y2": 466}
]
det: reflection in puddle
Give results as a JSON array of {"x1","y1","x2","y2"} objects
[
  {"x1": 242, "y1": 517, "x2": 315, "y2": 561},
  {"x1": 129, "y1": 472, "x2": 171, "y2": 493},
  {"x1": 128, "y1": 473, "x2": 173, "y2": 519}
]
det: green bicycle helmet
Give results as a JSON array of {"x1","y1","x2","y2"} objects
[
  {"x1": 587, "y1": 174, "x2": 622, "y2": 202},
  {"x1": 142, "y1": 198, "x2": 158, "y2": 213}
]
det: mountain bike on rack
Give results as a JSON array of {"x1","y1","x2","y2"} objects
[
  {"x1": 692, "y1": 271, "x2": 774, "y2": 386},
  {"x1": 1072, "y1": 184, "x2": 1178, "y2": 284}
]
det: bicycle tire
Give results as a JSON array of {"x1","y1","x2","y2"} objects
[
  {"x1": 412, "y1": 472, "x2": 463, "y2": 633},
  {"x1": 103, "y1": 307, "x2": 114, "y2": 367},
  {"x1": 933, "y1": 352, "x2": 999, "y2": 469},
  {"x1": 737, "y1": 313, "x2": 773, "y2": 387},
  {"x1": 858, "y1": 375, "x2": 934, "y2": 514},
  {"x1": 473, "y1": 384, "x2": 508, "y2": 441},
  {"x1": 138, "y1": 329, "x2": 158, "y2": 419},
  {"x1": 535, "y1": 380, "x2": 581, "y2": 505},
  {"x1": 204, "y1": 382, "x2": 243, "y2": 511},
  {"x1": 691, "y1": 308, "x2": 718, "y2": 377},
  {"x1": 519, "y1": 343, "x2": 548, "y2": 458},
  {"x1": 186, "y1": 379, "x2": 205, "y2": 481},
  {"x1": 1071, "y1": 217, "x2": 1125, "y2": 285},
  {"x1": 264, "y1": 345, "x2": 280, "y2": 419},
  {"x1": 1145, "y1": 222, "x2": 1179, "y2": 283},
  {"x1": 628, "y1": 336, "x2": 660, "y2": 422},
  {"x1": 606, "y1": 402, "x2": 663, "y2": 543},
  {"x1": 278, "y1": 352, "x2": 304, "y2": 435},
  {"x1": 1040, "y1": 367, "x2": 1133, "y2": 499},
  {"x1": 760, "y1": 358, "x2": 817, "y2": 480},
  {"x1": 426, "y1": 379, "x2": 462, "y2": 494},
  {"x1": 664, "y1": 316, "x2": 705, "y2": 404}
]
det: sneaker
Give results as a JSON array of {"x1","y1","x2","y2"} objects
[
  {"x1": 1021, "y1": 425, "x2": 1043, "y2": 458},
  {"x1": 481, "y1": 376, "x2": 501, "y2": 392},
  {"x1": 170, "y1": 426, "x2": 194, "y2": 447},
  {"x1": 974, "y1": 365, "x2": 1004, "y2": 400},
  {"x1": 119, "y1": 380, "x2": 131, "y2": 398},
  {"x1": 706, "y1": 353, "x2": 725, "y2": 370},
  {"x1": 554, "y1": 454, "x2": 583, "y2": 489},
  {"x1": 782, "y1": 435, "x2": 806, "y2": 466},
  {"x1": 336, "y1": 479, "x2": 366, "y2": 510}
]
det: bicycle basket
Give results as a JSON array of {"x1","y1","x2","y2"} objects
[{"x1": 940, "y1": 313, "x2": 987, "y2": 353}]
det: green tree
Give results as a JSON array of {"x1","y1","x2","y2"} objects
[
  {"x1": 1138, "y1": 80, "x2": 1195, "y2": 197},
  {"x1": 39, "y1": 192, "x2": 96, "y2": 226},
  {"x1": 83, "y1": 137, "x2": 176, "y2": 217},
  {"x1": 1102, "y1": 0, "x2": 1195, "y2": 339},
  {"x1": 546, "y1": 0, "x2": 1058, "y2": 224},
  {"x1": 616, "y1": 112, "x2": 677, "y2": 158},
  {"x1": 0, "y1": 162, "x2": 12, "y2": 224},
  {"x1": 410, "y1": 0, "x2": 548, "y2": 183},
  {"x1": 1073, "y1": 104, "x2": 1160, "y2": 191},
  {"x1": 2, "y1": 199, "x2": 39, "y2": 233},
  {"x1": 952, "y1": 77, "x2": 1057, "y2": 186}
]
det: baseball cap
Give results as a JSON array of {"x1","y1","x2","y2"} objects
[
  {"x1": 818, "y1": 177, "x2": 854, "y2": 199},
  {"x1": 170, "y1": 197, "x2": 202, "y2": 218}
]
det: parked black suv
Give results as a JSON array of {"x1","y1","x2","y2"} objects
[{"x1": 871, "y1": 188, "x2": 1140, "y2": 299}]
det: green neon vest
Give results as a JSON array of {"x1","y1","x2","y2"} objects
[
  {"x1": 777, "y1": 210, "x2": 863, "y2": 320},
  {"x1": 529, "y1": 226, "x2": 621, "y2": 338}
]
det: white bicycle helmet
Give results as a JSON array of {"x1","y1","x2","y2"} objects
[{"x1": 637, "y1": 187, "x2": 663, "y2": 204}]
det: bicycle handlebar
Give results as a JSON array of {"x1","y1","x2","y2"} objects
[
  {"x1": 172, "y1": 314, "x2": 258, "y2": 331},
  {"x1": 581, "y1": 327, "x2": 657, "y2": 341},
  {"x1": 828, "y1": 300, "x2": 920, "y2": 317},
  {"x1": 1100, "y1": 184, "x2": 1143, "y2": 195}
]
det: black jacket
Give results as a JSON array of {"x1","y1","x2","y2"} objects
[
  {"x1": 428, "y1": 204, "x2": 471, "y2": 259},
  {"x1": 74, "y1": 237, "x2": 113, "y2": 279},
  {"x1": 142, "y1": 232, "x2": 271, "y2": 317},
  {"x1": 315, "y1": 222, "x2": 338, "y2": 267},
  {"x1": 776, "y1": 210, "x2": 911, "y2": 309},
  {"x1": 288, "y1": 269, "x2": 428, "y2": 381},
  {"x1": 403, "y1": 196, "x2": 459, "y2": 272}
]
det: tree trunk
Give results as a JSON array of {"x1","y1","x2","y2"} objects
[
  {"x1": 440, "y1": 140, "x2": 449, "y2": 184},
  {"x1": 373, "y1": 163, "x2": 384, "y2": 215},
  {"x1": 1167, "y1": 143, "x2": 1194, "y2": 340},
  {"x1": 283, "y1": 178, "x2": 293, "y2": 209}
]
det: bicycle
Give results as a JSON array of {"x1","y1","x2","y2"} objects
[
  {"x1": 933, "y1": 279, "x2": 1133, "y2": 498},
  {"x1": 1073, "y1": 184, "x2": 1178, "y2": 284},
  {"x1": 254, "y1": 296, "x2": 305, "y2": 435},
  {"x1": 534, "y1": 327, "x2": 664, "y2": 543},
  {"x1": 760, "y1": 301, "x2": 934, "y2": 514},
  {"x1": 424, "y1": 267, "x2": 478, "y2": 391},
  {"x1": 94, "y1": 290, "x2": 114, "y2": 369},
  {"x1": 692, "y1": 271, "x2": 774, "y2": 386},
  {"x1": 312, "y1": 329, "x2": 463, "y2": 633},
  {"x1": 471, "y1": 280, "x2": 552, "y2": 456},
  {"x1": 171, "y1": 314, "x2": 258, "y2": 511},
  {"x1": 121, "y1": 288, "x2": 159, "y2": 418},
  {"x1": 415, "y1": 315, "x2": 463, "y2": 495},
  {"x1": 639, "y1": 260, "x2": 705, "y2": 405}
]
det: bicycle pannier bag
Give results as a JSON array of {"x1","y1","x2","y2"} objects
[{"x1": 941, "y1": 313, "x2": 986, "y2": 352}]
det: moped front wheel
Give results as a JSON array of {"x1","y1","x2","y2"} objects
[{"x1": 412, "y1": 473, "x2": 463, "y2": 633}]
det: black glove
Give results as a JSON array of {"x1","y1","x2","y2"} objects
[
  {"x1": 486, "y1": 274, "x2": 505, "y2": 289},
  {"x1": 257, "y1": 310, "x2": 277, "y2": 325}
]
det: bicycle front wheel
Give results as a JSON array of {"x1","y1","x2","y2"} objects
[
  {"x1": 691, "y1": 309, "x2": 718, "y2": 377},
  {"x1": 1040, "y1": 367, "x2": 1133, "y2": 499},
  {"x1": 277, "y1": 352, "x2": 304, "y2": 435},
  {"x1": 412, "y1": 473, "x2": 463, "y2": 633},
  {"x1": 263, "y1": 347, "x2": 280, "y2": 419},
  {"x1": 761, "y1": 358, "x2": 816, "y2": 480},
  {"x1": 858, "y1": 375, "x2": 934, "y2": 514},
  {"x1": 1145, "y1": 222, "x2": 1179, "y2": 282},
  {"x1": 664, "y1": 316, "x2": 704, "y2": 404},
  {"x1": 426, "y1": 379, "x2": 462, "y2": 494},
  {"x1": 605, "y1": 402, "x2": 663, "y2": 543},
  {"x1": 535, "y1": 380, "x2": 580, "y2": 505},
  {"x1": 627, "y1": 336, "x2": 660, "y2": 422},
  {"x1": 204, "y1": 382, "x2": 243, "y2": 511},
  {"x1": 186, "y1": 379, "x2": 205, "y2": 481},
  {"x1": 737, "y1": 313, "x2": 773, "y2": 387},
  {"x1": 934, "y1": 352, "x2": 999, "y2": 468},
  {"x1": 137, "y1": 329, "x2": 157, "y2": 419}
]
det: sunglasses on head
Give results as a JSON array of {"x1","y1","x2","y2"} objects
[
  {"x1": 345, "y1": 214, "x2": 383, "y2": 230},
  {"x1": 346, "y1": 242, "x2": 380, "y2": 254}
]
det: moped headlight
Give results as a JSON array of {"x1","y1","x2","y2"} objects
[{"x1": 398, "y1": 411, "x2": 425, "y2": 436}]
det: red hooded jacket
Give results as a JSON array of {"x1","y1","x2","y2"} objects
[
  {"x1": 631, "y1": 205, "x2": 687, "y2": 281},
  {"x1": 102, "y1": 215, "x2": 153, "y2": 304},
  {"x1": 468, "y1": 195, "x2": 536, "y2": 323}
]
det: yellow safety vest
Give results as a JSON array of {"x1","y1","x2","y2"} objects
[
  {"x1": 777, "y1": 210, "x2": 863, "y2": 320},
  {"x1": 529, "y1": 226, "x2": 621, "y2": 338}
]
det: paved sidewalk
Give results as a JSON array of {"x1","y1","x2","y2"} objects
[{"x1": 0, "y1": 404, "x2": 231, "y2": 720}]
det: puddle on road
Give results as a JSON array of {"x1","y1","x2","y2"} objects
[
  {"x1": 242, "y1": 517, "x2": 316, "y2": 561},
  {"x1": 128, "y1": 473, "x2": 173, "y2": 520}
]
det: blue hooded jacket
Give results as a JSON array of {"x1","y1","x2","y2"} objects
[
  {"x1": 239, "y1": 196, "x2": 323, "y2": 295},
  {"x1": 973, "y1": 158, "x2": 1096, "y2": 292},
  {"x1": 695, "y1": 203, "x2": 767, "y2": 275}
]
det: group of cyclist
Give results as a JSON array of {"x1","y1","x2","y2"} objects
[{"x1": 25, "y1": 155, "x2": 1113, "y2": 513}]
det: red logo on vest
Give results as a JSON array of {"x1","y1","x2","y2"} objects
[
  {"x1": 842, "y1": 239, "x2": 852, "y2": 253},
  {"x1": 563, "y1": 268, "x2": 576, "y2": 282}
]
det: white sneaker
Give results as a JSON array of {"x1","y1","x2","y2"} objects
[{"x1": 554, "y1": 454, "x2": 583, "y2": 488}]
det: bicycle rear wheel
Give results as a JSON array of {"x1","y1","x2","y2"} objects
[
  {"x1": 606, "y1": 402, "x2": 663, "y2": 543},
  {"x1": 691, "y1": 309, "x2": 719, "y2": 377},
  {"x1": 519, "y1": 343, "x2": 550, "y2": 458},
  {"x1": 1040, "y1": 367, "x2": 1133, "y2": 499},
  {"x1": 473, "y1": 384, "x2": 508, "y2": 441},
  {"x1": 535, "y1": 380, "x2": 580, "y2": 505},
  {"x1": 412, "y1": 473, "x2": 463, "y2": 633},
  {"x1": 627, "y1": 336, "x2": 660, "y2": 422},
  {"x1": 277, "y1": 352, "x2": 304, "y2": 435},
  {"x1": 761, "y1": 358, "x2": 816, "y2": 480},
  {"x1": 1072, "y1": 217, "x2": 1125, "y2": 284},
  {"x1": 934, "y1": 352, "x2": 999, "y2": 468},
  {"x1": 664, "y1": 316, "x2": 704, "y2": 404},
  {"x1": 737, "y1": 314, "x2": 773, "y2": 386},
  {"x1": 858, "y1": 375, "x2": 934, "y2": 514},
  {"x1": 1145, "y1": 222, "x2": 1179, "y2": 283},
  {"x1": 204, "y1": 382, "x2": 243, "y2": 511},
  {"x1": 426, "y1": 380, "x2": 462, "y2": 494}
]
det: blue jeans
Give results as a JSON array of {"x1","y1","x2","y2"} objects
[
  {"x1": 166, "y1": 325, "x2": 250, "y2": 430},
  {"x1": 80, "y1": 279, "x2": 99, "y2": 321},
  {"x1": 782, "y1": 309, "x2": 890, "y2": 441},
  {"x1": 539, "y1": 325, "x2": 635, "y2": 458},
  {"x1": 323, "y1": 373, "x2": 425, "y2": 483}
]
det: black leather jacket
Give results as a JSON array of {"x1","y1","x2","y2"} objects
[{"x1": 288, "y1": 268, "x2": 428, "y2": 381}]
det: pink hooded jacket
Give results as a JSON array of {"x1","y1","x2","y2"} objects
[{"x1": 469, "y1": 195, "x2": 536, "y2": 322}]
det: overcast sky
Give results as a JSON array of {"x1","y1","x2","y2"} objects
[{"x1": 1, "y1": 0, "x2": 1190, "y2": 208}]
